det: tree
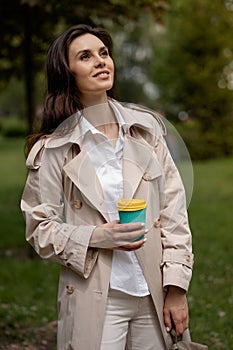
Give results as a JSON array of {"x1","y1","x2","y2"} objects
[
  {"x1": 0, "y1": 0, "x2": 64, "y2": 130},
  {"x1": 0, "y1": 0, "x2": 169, "y2": 131},
  {"x1": 150, "y1": 0, "x2": 233, "y2": 123},
  {"x1": 148, "y1": 0, "x2": 233, "y2": 157}
]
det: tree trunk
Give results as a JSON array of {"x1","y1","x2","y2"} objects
[{"x1": 23, "y1": 4, "x2": 36, "y2": 133}]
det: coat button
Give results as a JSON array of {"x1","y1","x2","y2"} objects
[
  {"x1": 73, "y1": 199, "x2": 82, "y2": 209},
  {"x1": 153, "y1": 217, "x2": 161, "y2": 228},
  {"x1": 142, "y1": 172, "x2": 152, "y2": 181},
  {"x1": 66, "y1": 284, "x2": 75, "y2": 294}
]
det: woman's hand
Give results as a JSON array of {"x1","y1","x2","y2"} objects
[
  {"x1": 89, "y1": 221, "x2": 147, "y2": 251},
  {"x1": 163, "y1": 286, "x2": 189, "y2": 336}
]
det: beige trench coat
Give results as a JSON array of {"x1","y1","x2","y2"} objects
[{"x1": 21, "y1": 100, "x2": 194, "y2": 350}]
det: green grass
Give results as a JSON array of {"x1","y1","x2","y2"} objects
[
  {"x1": 0, "y1": 257, "x2": 58, "y2": 324},
  {"x1": 0, "y1": 137, "x2": 27, "y2": 247},
  {"x1": 0, "y1": 137, "x2": 232, "y2": 349},
  {"x1": 188, "y1": 157, "x2": 233, "y2": 349},
  {"x1": 0, "y1": 137, "x2": 59, "y2": 347}
]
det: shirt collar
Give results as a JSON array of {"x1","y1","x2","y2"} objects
[{"x1": 109, "y1": 100, "x2": 128, "y2": 134}]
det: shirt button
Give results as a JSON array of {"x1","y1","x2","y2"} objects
[
  {"x1": 186, "y1": 255, "x2": 191, "y2": 262},
  {"x1": 153, "y1": 217, "x2": 161, "y2": 228},
  {"x1": 142, "y1": 172, "x2": 152, "y2": 181},
  {"x1": 66, "y1": 284, "x2": 75, "y2": 294},
  {"x1": 73, "y1": 199, "x2": 82, "y2": 209}
]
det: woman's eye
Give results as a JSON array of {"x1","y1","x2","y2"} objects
[
  {"x1": 80, "y1": 53, "x2": 90, "y2": 61},
  {"x1": 100, "y1": 50, "x2": 109, "y2": 57}
]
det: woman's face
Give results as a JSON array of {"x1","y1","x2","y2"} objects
[{"x1": 68, "y1": 33, "x2": 114, "y2": 103}]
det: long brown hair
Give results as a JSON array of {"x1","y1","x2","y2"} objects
[{"x1": 26, "y1": 24, "x2": 115, "y2": 155}]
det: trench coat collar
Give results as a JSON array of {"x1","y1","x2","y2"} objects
[
  {"x1": 44, "y1": 99, "x2": 161, "y2": 150},
  {"x1": 47, "y1": 100, "x2": 158, "y2": 222}
]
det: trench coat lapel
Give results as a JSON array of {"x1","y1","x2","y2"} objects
[
  {"x1": 63, "y1": 149, "x2": 109, "y2": 222},
  {"x1": 60, "y1": 99, "x2": 157, "y2": 222},
  {"x1": 63, "y1": 136, "x2": 153, "y2": 222},
  {"x1": 123, "y1": 135, "x2": 154, "y2": 199}
]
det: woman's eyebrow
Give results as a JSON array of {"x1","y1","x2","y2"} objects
[
  {"x1": 75, "y1": 49, "x2": 90, "y2": 57},
  {"x1": 99, "y1": 46, "x2": 108, "y2": 51},
  {"x1": 75, "y1": 46, "x2": 107, "y2": 57}
]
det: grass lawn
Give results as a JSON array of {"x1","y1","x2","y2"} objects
[
  {"x1": 188, "y1": 156, "x2": 233, "y2": 349},
  {"x1": 0, "y1": 137, "x2": 58, "y2": 349},
  {"x1": 0, "y1": 136, "x2": 232, "y2": 349}
]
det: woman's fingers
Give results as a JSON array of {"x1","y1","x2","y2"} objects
[
  {"x1": 90, "y1": 221, "x2": 147, "y2": 249},
  {"x1": 112, "y1": 222, "x2": 147, "y2": 242},
  {"x1": 163, "y1": 286, "x2": 189, "y2": 336},
  {"x1": 172, "y1": 309, "x2": 188, "y2": 335},
  {"x1": 164, "y1": 307, "x2": 188, "y2": 335},
  {"x1": 118, "y1": 236, "x2": 147, "y2": 251}
]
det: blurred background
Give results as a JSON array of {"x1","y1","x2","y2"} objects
[{"x1": 0, "y1": 0, "x2": 232, "y2": 349}]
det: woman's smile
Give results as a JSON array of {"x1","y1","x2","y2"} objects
[{"x1": 93, "y1": 69, "x2": 110, "y2": 79}]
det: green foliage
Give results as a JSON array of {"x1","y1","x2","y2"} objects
[
  {"x1": 1, "y1": 0, "x2": 232, "y2": 160},
  {"x1": 0, "y1": 116, "x2": 28, "y2": 137},
  {"x1": 0, "y1": 0, "x2": 169, "y2": 132},
  {"x1": 174, "y1": 118, "x2": 233, "y2": 160},
  {"x1": 110, "y1": 1, "x2": 233, "y2": 159},
  {"x1": 0, "y1": 78, "x2": 26, "y2": 117},
  {"x1": 153, "y1": 0, "x2": 233, "y2": 112},
  {"x1": 149, "y1": 0, "x2": 233, "y2": 158},
  {"x1": 110, "y1": 14, "x2": 160, "y2": 107},
  {"x1": 0, "y1": 0, "x2": 168, "y2": 82}
]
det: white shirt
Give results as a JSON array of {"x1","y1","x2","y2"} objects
[{"x1": 80, "y1": 102, "x2": 149, "y2": 296}]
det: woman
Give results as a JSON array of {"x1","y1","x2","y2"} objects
[{"x1": 21, "y1": 24, "x2": 194, "y2": 350}]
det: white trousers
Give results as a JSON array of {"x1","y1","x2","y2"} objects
[{"x1": 100, "y1": 289, "x2": 166, "y2": 350}]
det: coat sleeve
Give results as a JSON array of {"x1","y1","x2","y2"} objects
[
  {"x1": 155, "y1": 133, "x2": 194, "y2": 292},
  {"x1": 20, "y1": 140, "x2": 98, "y2": 279}
]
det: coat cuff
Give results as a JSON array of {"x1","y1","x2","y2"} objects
[
  {"x1": 161, "y1": 250, "x2": 194, "y2": 292},
  {"x1": 55, "y1": 224, "x2": 98, "y2": 278},
  {"x1": 161, "y1": 249, "x2": 194, "y2": 269}
]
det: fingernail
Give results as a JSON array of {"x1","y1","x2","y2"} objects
[
  {"x1": 166, "y1": 327, "x2": 170, "y2": 332},
  {"x1": 145, "y1": 228, "x2": 148, "y2": 233},
  {"x1": 141, "y1": 222, "x2": 145, "y2": 227},
  {"x1": 143, "y1": 237, "x2": 147, "y2": 243}
]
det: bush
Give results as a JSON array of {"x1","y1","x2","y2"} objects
[
  {"x1": 174, "y1": 119, "x2": 233, "y2": 160},
  {"x1": 0, "y1": 116, "x2": 28, "y2": 137}
]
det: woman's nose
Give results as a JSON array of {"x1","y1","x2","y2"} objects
[{"x1": 94, "y1": 56, "x2": 106, "y2": 67}]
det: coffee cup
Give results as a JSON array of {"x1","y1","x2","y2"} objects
[{"x1": 117, "y1": 198, "x2": 147, "y2": 241}]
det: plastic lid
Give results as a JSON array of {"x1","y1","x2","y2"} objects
[{"x1": 117, "y1": 198, "x2": 147, "y2": 211}]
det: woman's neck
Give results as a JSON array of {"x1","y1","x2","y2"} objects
[
  {"x1": 80, "y1": 91, "x2": 108, "y2": 109},
  {"x1": 82, "y1": 100, "x2": 119, "y2": 140}
]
